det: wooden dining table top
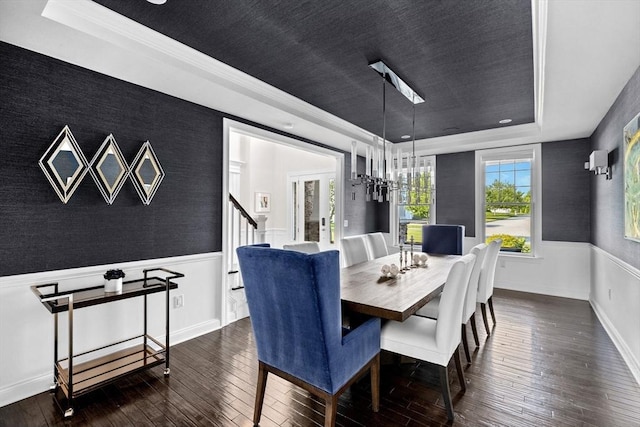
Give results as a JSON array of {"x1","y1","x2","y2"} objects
[{"x1": 340, "y1": 253, "x2": 461, "y2": 322}]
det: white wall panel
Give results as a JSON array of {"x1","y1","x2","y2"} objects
[
  {"x1": 590, "y1": 246, "x2": 640, "y2": 385},
  {"x1": 0, "y1": 253, "x2": 222, "y2": 407},
  {"x1": 493, "y1": 241, "x2": 591, "y2": 300}
]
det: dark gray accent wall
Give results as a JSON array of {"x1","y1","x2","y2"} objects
[
  {"x1": 436, "y1": 151, "x2": 476, "y2": 237},
  {"x1": 541, "y1": 139, "x2": 592, "y2": 242},
  {"x1": 591, "y1": 65, "x2": 640, "y2": 270},
  {"x1": 0, "y1": 41, "x2": 380, "y2": 277},
  {"x1": 0, "y1": 42, "x2": 222, "y2": 277}
]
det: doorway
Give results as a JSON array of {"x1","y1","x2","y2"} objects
[
  {"x1": 222, "y1": 119, "x2": 344, "y2": 325},
  {"x1": 288, "y1": 172, "x2": 336, "y2": 250}
]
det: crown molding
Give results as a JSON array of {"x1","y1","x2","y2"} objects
[
  {"x1": 41, "y1": 0, "x2": 375, "y2": 150},
  {"x1": 532, "y1": 0, "x2": 548, "y2": 127}
]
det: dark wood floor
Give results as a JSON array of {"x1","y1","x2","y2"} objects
[{"x1": 3, "y1": 289, "x2": 640, "y2": 426}]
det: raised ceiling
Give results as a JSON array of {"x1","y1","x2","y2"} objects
[{"x1": 92, "y1": 0, "x2": 534, "y2": 142}]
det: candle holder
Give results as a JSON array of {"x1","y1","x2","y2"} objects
[{"x1": 410, "y1": 236, "x2": 415, "y2": 268}]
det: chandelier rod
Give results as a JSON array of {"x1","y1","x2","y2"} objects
[
  {"x1": 412, "y1": 94, "x2": 416, "y2": 167},
  {"x1": 382, "y1": 67, "x2": 387, "y2": 180}
]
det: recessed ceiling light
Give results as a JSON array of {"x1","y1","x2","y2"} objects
[
  {"x1": 284, "y1": 123, "x2": 294, "y2": 130},
  {"x1": 146, "y1": 0, "x2": 167, "y2": 4},
  {"x1": 499, "y1": 119, "x2": 512, "y2": 124},
  {"x1": 401, "y1": 135, "x2": 411, "y2": 139}
]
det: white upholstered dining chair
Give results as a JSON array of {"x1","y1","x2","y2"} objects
[
  {"x1": 477, "y1": 239, "x2": 501, "y2": 335},
  {"x1": 365, "y1": 232, "x2": 389, "y2": 259},
  {"x1": 340, "y1": 236, "x2": 370, "y2": 267},
  {"x1": 415, "y1": 243, "x2": 488, "y2": 363},
  {"x1": 282, "y1": 242, "x2": 320, "y2": 254},
  {"x1": 380, "y1": 253, "x2": 476, "y2": 421}
]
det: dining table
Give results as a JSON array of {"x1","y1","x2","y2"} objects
[{"x1": 340, "y1": 252, "x2": 461, "y2": 322}]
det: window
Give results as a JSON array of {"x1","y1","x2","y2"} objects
[
  {"x1": 476, "y1": 145, "x2": 540, "y2": 256},
  {"x1": 395, "y1": 155, "x2": 436, "y2": 245}
]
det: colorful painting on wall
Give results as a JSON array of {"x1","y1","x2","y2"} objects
[{"x1": 624, "y1": 112, "x2": 640, "y2": 242}]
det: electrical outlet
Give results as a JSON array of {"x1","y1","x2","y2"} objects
[
  {"x1": 344, "y1": 220, "x2": 349, "y2": 227},
  {"x1": 173, "y1": 295, "x2": 184, "y2": 309}
]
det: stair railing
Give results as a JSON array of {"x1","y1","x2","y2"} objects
[{"x1": 228, "y1": 194, "x2": 258, "y2": 289}]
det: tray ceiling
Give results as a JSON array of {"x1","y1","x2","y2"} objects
[{"x1": 92, "y1": 0, "x2": 535, "y2": 142}]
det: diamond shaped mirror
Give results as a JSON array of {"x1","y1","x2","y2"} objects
[
  {"x1": 89, "y1": 134, "x2": 129, "y2": 204},
  {"x1": 39, "y1": 125, "x2": 89, "y2": 203},
  {"x1": 130, "y1": 141, "x2": 164, "y2": 205}
]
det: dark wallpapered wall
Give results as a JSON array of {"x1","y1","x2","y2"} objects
[
  {"x1": 0, "y1": 42, "x2": 379, "y2": 277},
  {"x1": 591, "y1": 65, "x2": 640, "y2": 270},
  {"x1": 541, "y1": 139, "x2": 592, "y2": 242},
  {"x1": 3, "y1": 38, "x2": 616, "y2": 276},
  {"x1": 435, "y1": 141, "x2": 592, "y2": 242},
  {"x1": 0, "y1": 42, "x2": 223, "y2": 276},
  {"x1": 435, "y1": 151, "x2": 476, "y2": 237}
]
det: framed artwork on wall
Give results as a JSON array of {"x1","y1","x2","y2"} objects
[
  {"x1": 623, "y1": 111, "x2": 640, "y2": 242},
  {"x1": 255, "y1": 192, "x2": 271, "y2": 213}
]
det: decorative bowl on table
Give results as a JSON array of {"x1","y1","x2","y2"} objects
[
  {"x1": 413, "y1": 253, "x2": 428, "y2": 267},
  {"x1": 381, "y1": 264, "x2": 400, "y2": 278}
]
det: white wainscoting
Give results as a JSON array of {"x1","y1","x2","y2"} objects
[
  {"x1": 0, "y1": 253, "x2": 223, "y2": 407},
  {"x1": 590, "y1": 245, "x2": 640, "y2": 385},
  {"x1": 493, "y1": 241, "x2": 591, "y2": 300},
  {"x1": 264, "y1": 228, "x2": 290, "y2": 250},
  {"x1": 463, "y1": 239, "x2": 591, "y2": 300}
]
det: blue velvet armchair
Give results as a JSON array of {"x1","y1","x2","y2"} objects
[
  {"x1": 236, "y1": 244, "x2": 380, "y2": 426},
  {"x1": 421, "y1": 224, "x2": 465, "y2": 255}
]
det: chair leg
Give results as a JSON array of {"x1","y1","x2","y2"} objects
[
  {"x1": 438, "y1": 365, "x2": 454, "y2": 421},
  {"x1": 453, "y1": 346, "x2": 466, "y2": 392},
  {"x1": 488, "y1": 296, "x2": 496, "y2": 324},
  {"x1": 461, "y1": 323, "x2": 471, "y2": 364},
  {"x1": 370, "y1": 354, "x2": 380, "y2": 412},
  {"x1": 481, "y1": 303, "x2": 491, "y2": 336},
  {"x1": 253, "y1": 362, "x2": 268, "y2": 426},
  {"x1": 470, "y1": 313, "x2": 480, "y2": 347},
  {"x1": 324, "y1": 395, "x2": 338, "y2": 427}
]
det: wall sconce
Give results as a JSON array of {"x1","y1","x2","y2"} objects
[{"x1": 584, "y1": 149, "x2": 611, "y2": 179}]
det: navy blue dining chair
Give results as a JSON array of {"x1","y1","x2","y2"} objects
[
  {"x1": 236, "y1": 244, "x2": 380, "y2": 426},
  {"x1": 421, "y1": 224, "x2": 465, "y2": 255}
]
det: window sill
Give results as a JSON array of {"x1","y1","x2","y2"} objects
[{"x1": 498, "y1": 252, "x2": 544, "y2": 262}]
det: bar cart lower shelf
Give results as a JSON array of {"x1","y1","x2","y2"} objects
[{"x1": 32, "y1": 268, "x2": 184, "y2": 418}]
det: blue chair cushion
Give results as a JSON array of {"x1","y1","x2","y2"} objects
[{"x1": 421, "y1": 224, "x2": 464, "y2": 255}]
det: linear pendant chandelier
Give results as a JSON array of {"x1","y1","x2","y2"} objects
[{"x1": 351, "y1": 60, "x2": 432, "y2": 205}]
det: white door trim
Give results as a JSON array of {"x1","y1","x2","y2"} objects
[{"x1": 222, "y1": 118, "x2": 344, "y2": 326}]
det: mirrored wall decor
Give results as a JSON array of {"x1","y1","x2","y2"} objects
[
  {"x1": 89, "y1": 134, "x2": 130, "y2": 204},
  {"x1": 39, "y1": 125, "x2": 89, "y2": 203},
  {"x1": 130, "y1": 141, "x2": 165, "y2": 205}
]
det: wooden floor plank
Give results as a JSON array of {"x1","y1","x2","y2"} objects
[{"x1": 2, "y1": 289, "x2": 640, "y2": 426}]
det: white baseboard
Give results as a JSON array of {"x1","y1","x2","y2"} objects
[
  {"x1": 590, "y1": 297, "x2": 640, "y2": 385},
  {"x1": 169, "y1": 319, "x2": 222, "y2": 346},
  {"x1": 0, "y1": 373, "x2": 53, "y2": 409},
  {"x1": 496, "y1": 281, "x2": 588, "y2": 300}
]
